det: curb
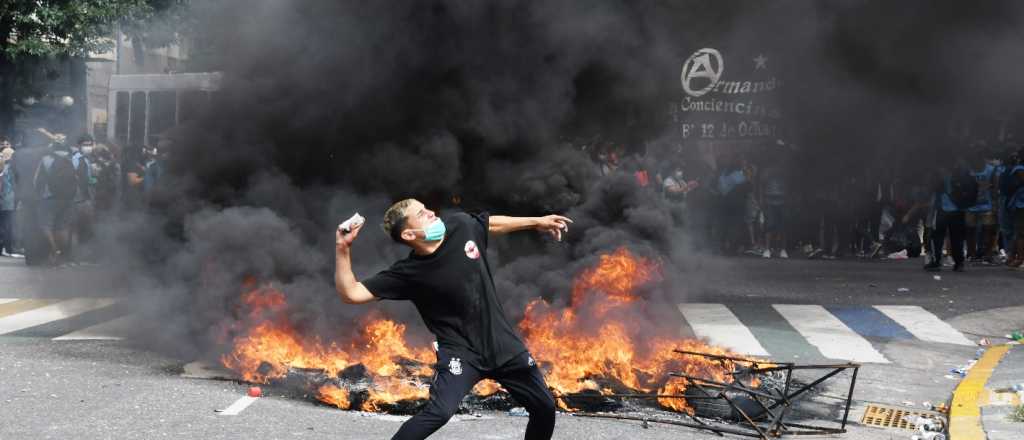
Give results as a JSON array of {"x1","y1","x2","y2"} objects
[{"x1": 949, "y1": 344, "x2": 1012, "y2": 440}]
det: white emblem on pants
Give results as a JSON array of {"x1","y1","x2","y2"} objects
[
  {"x1": 527, "y1": 355, "x2": 536, "y2": 367},
  {"x1": 448, "y1": 357, "x2": 462, "y2": 376}
]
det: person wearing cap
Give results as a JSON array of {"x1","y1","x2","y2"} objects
[{"x1": 334, "y1": 199, "x2": 570, "y2": 440}]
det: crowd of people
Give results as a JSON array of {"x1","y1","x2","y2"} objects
[
  {"x1": 3, "y1": 128, "x2": 1024, "y2": 274},
  {"x1": 0, "y1": 132, "x2": 165, "y2": 268},
  {"x1": 585, "y1": 139, "x2": 1024, "y2": 272}
]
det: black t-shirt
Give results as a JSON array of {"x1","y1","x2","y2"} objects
[{"x1": 362, "y1": 212, "x2": 528, "y2": 370}]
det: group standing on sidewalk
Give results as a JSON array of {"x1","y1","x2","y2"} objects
[{"x1": 0, "y1": 131, "x2": 167, "y2": 268}]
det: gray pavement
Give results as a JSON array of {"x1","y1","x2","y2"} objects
[
  {"x1": 981, "y1": 344, "x2": 1024, "y2": 440},
  {"x1": 0, "y1": 256, "x2": 1022, "y2": 439}
]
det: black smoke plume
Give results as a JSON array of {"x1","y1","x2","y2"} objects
[{"x1": 68, "y1": 0, "x2": 1024, "y2": 358}]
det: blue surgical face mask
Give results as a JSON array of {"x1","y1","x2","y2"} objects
[{"x1": 421, "y1": 218, "x2": 446, "y2": 241}]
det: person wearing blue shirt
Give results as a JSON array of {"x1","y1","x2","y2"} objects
[
  {"x1": 965, "y1": 153, "x2": 997, "y2": 263},
  {"x1": 997, "y1": 148, "x2": 1020, "y2": 260},
  {"x1": 925, "y1": 158, "x2": 973, "y2": 272},
  {"x1": 1006, "y1": 149, "x2": 1024, "y2": 269}
]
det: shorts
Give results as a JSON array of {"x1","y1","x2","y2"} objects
[
  {"x1": 38, "y1": 198, "x2": 74, "y2": 231},
  {"x1": 763, "y1": 204, "x2": 787, "y2": 232},
  {"x1": 965, "y1": 211, "x2": 996, "y2": 227}
]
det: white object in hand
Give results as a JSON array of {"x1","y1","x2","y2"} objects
[{"x1": 339, "y1": 213, "x2": 365, "y2": 233}]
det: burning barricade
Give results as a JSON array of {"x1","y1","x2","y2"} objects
[{"x1": 213, "y1": 247, "x2": 859, "y2": 438}]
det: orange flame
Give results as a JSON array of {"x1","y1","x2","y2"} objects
[
  {"x1": 219, "y1": 247, "x2": 758, "y2": 413},
  {"x1": 519, "y1": 247, "x2": 756, "y2": 412},
  {"x1": 317, "y1": 384, "x2": 351, "y2": 410}
]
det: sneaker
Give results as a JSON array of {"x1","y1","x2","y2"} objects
[
  {"x1": 953, "y1": 263, "x2": 966, "y2": 272},
  {"x1": 744, "y1": 248, "x2": 763, "y2": 256},
  {"x1": 807, "y1": 248, "x2": 824, "y2": 259},
  {"x1": 822, "y1": 254, "x2": 837, "y2": 260},
  {"x1": 779, "y1": 249, "x2": 789, "y2": 259},
  {"x1": 762, "y1": 249, "x2": 772, "y2": 259},
  {"x1": 942, "y1": 256, "x2": 955, "y2": 267},
  {"x1": 924, "y1": 261, "x2": 941, "y2": 271}
]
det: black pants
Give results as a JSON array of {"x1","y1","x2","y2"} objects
[
  {"x1": 931, "y1": 211, "x2": 966, "y2": 265},
  {"x1": 392, "y1": 350, "x2": 556, "y2": 440},
  {"x1": 0, "y1": 210, "x2": 12, "y2": 253}
]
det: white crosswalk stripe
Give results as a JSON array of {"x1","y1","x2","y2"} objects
[
  {"x1": 773, "y1": 305, "x2": 890, "y2": 364},
  {"x1": 0, "y1": 298, "x2": 120, "y2": 335},
  {"x1": 52, "y1": 315, "x2": 134, "y2": 341},
  {"x1": 873, "y1": 305, "x2": 975, "y2": 346},
  {"x1": 677, "y1": 303, "x2": 770, "y2": 356},
  {"x1": 0, "y1": 298, "x2": 978, "y2": 366}
]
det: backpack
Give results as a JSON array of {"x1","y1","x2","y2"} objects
[
  {"x1": 43, "y1": 153, "x2": 79, "y2": 200},
  {"x1": 947, "y1": 172, "x2": 978, "y2": 210}
]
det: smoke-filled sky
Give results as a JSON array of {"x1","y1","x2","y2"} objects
[{"x1": 79, "y1": 0, "x2": 1024, "y2": 358}]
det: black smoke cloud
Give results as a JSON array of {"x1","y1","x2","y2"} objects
[{"x1": 77, "y1": 0, "x2": 1024, "y2": 358}]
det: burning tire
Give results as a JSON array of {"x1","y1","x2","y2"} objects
[{"x1": 684, "y1": 386, "x2": 768, "y2": 421}]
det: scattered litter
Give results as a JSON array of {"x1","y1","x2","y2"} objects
[
  {"x1": 922, "y1": 401, "x2": 931, "y2": 409},
  {"x1": 868, "y1": 283, "x2": 878, "y2": 288},
  {"x1": 903, "y1": 401, "x2": 916, "y2": 406},
  {"x1": 951, "y1": 359, "x2": 978, "y2": 376},
  {"x1": 975, "y1": 349, "x2": 985, "y2": 359},
  {"x1": 1009, "y1": 330, "x2": 1024, "y2": 341},
  {"x1": 932, "y1": 275, "x2": 941, "y2": 281},
  {"x1": 508, "y1": 407, "x2": 528, "y2": 417},
  {"x1": 978, "y1": 338, "x2": 991, "y2": 346},
  {"x1": 897, "y1": 287, "x2": 911, "y2": 292},
  {"x1": 248, "y1": 386, "x2": 262, "y2": 398},
  {"x1": 641, "y1": 418, "x2": 650, "y2": 429},
  {"x1": 944, "y1": 375, "x2": 957, "y2": 380},
  {"x1": 887, "y1": 250, "x2": 908, "y2": 260},
  {"x1": 904, "y1": 414, "x2": 946, "y2": 440}
]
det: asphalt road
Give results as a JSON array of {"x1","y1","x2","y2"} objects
[{"x1": 0, "y1": 256, "x2": 1021, "y2": 440}]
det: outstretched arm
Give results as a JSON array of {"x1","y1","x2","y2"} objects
[
  {"x1": 489, "y1": 214, "x2": 573, "y2": 241},
  {"x1": 334, "y1": 223, "x2": 378, "y2": 304}
]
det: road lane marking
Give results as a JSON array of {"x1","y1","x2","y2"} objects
[
  {"x1": 218, "y1": 395, "x2": 259, "y2": 415},
  {"x1": 0, "y1": 299, "x2": 58, "y2": 319},
  {"x1": 678, "y1": 303, "x2": 770, "y2": 356},
  {"x1": 827, "y1": 306, "x2": 915, "y2": 339},
  {"x1": 53, "y1": 316, "x2": 134, "y2": 340},
  {"x1": 873, "y1": 305, "x2": 975, "y2": 346},
  {"x1": 773, "y1": 304, "x2": 890, "y2": 363},
  {"x1": 0, "y1": 298, "x2": 119, "y2": 335},
  {"x1": 949, "y1": 344, "x2": 1011, "y2": 440}
]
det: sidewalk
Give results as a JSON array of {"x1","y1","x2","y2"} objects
[
  {"x1": 980, "y1": 343, "x2": 1024, "y2": 440},
  {"x1": 949, "y1": 342, "x2": 1024, "y2": 440}
]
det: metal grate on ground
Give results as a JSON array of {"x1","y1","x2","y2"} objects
[{"x1": 860, "y1": 403, "x2": 944, "y2": 430}]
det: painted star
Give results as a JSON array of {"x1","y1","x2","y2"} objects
[{"x1": 753, "y1": 54, "x2": 767, "y2": 70}]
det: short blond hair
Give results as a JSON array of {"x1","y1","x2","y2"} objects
[{"x1": 382, "y1": 199, "x2": 415, "y2": 243}]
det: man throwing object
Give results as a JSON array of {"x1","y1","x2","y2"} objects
[{"x1": 334, "y1": 199, "x2": 571, "y2": 440}]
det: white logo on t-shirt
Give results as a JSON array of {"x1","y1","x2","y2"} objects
[
  {"x1": 464, "y1": 240, "x2": 480, "y2": 260},
  {"x1": 448, "y1": 357, "x2": 462, "y2": 376}
]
